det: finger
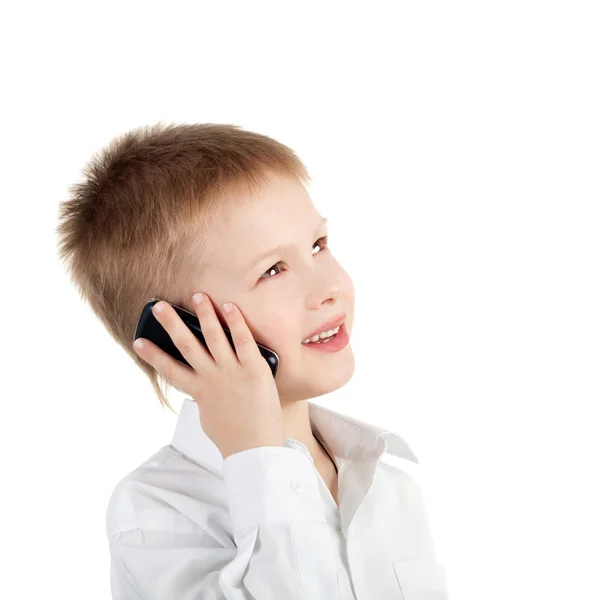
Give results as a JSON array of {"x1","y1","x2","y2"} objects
[
  {"x1": 221, "y1": 302, "x2": 263, "y2": 366},
  {"x1": 152, "y1": 300, "x2": 217, "y2": 373},
  {"x1": 133, "y1": 337, "x2": 197, "y2": 394},
  {"x1": 191, "y1": 293, "x2": 238, "y2": 367}
]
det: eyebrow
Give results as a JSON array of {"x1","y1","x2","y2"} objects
[{"x1": 245, "y1": 217, "x2": 328, "y2": 272}]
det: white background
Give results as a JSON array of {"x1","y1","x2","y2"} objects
[{"x1": 1, "y1": 1, "x2": 599, "y2": 598}]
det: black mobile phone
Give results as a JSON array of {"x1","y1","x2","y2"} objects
[{"x1": 133, "y1": 298, "x2": 279, "y2": 378}]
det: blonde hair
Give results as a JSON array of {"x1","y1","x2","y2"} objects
[{"x1": 55, "y1": 122, "x2": 310, "y2": 414}]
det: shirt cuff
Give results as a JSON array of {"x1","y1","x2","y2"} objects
[{"x1": 222, "y1": 446, "x2": 326, "y2": 535}]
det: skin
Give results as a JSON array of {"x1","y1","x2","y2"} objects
[{"x1": 188, "y1": 170, "x2": 355, "y2": 500}]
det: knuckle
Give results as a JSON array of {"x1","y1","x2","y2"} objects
[
  {"x1": 233, "y1": 332, "x2": 253, "y2": 350},
  {"x1": 204, "y1": 330, "x2": 221, "y2": 346},
  {"x1": 176, "y1": 336, "x2": 194, "y2": 356},
  {"x1": 161, "y1": 363, "x2": 175, "y2": 383}
]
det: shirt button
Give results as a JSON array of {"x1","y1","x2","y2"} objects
[{"x1": 291, "y1": 477, "x2": 305, "y2": 492}]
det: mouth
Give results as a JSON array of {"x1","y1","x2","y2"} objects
[
  {"x1": 302, "y1": 314, "x2": 346, "y2": 345},
  {"x1": 301, "y1": 321, "x2": 349, "y2": 351},
  {"x1": 302, "y1": 313, "x2": 347, "y2": 343}
]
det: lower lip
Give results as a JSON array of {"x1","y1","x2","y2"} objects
[{"x1": 301, "y1": 322, "x2": 350, "y2": 352}]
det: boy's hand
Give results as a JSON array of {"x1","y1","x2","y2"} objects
[{"x1": 133, "y1": 293, "x2": 285, "y2": 459}]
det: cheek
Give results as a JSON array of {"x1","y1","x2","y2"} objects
[
  {"x1": 343, "y1": 272, "x2": 355, "y2": 299},
  {"x1": 252, "y1": 317, "x2": 297, "y2": 351},
  {"x1": 342, "y1": 275, "x2": 355, "y2": 333}
]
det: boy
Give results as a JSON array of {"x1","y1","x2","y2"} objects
[{"x1": 56, "y1": 122, "x2": 448, "y2": 599}]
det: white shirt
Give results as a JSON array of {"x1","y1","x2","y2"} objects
[{"x1": 106, "y1": 398, "x2": 448, "y2": 599}]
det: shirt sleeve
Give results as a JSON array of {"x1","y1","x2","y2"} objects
[{"x1": 108, "y1": 446, "x2": 340, "y2": 600}]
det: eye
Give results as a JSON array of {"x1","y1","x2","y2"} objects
[{"x1": 259, "y1": 236, "x2": 329, "y2": 282}]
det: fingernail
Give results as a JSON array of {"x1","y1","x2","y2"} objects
[
  {"x1": 223, "y1": 302, "x2": 233, "y2": 313},
  {"x1": 193, "y1": 293, "x2": 204, "y2": 305},
  {"x1": 154, "y1": 302, "x2": 165, "y2": 313}
]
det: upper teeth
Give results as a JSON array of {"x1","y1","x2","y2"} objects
[{"x1": 302, "y1": 325, "x2": 341, "y2": 344}]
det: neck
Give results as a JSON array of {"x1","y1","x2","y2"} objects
[{"x1": 280, "y1": 399, "x2": 330, "y2": 465}]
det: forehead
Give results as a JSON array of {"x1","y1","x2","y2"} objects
[
  {"x1": 200, "y1": 173, "x2": 321, "y2": 271},
  {"x1": 223, "y1": 173, "x2": 315, "y2": 232}
]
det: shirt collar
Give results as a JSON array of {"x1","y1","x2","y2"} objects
[{"x1": 170, "y1": 398, "x2": 419, "y2": 478}]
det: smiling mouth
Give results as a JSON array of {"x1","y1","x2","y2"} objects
[{"x1": 302, "y1": 324, "x2": 342, "y2": 345}]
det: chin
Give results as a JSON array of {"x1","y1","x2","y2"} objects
[
  {"x1": 275, "y1": 345, "x2": 356, "y2": 401},
  {"x1": 311, "y1": 346, "x2": 356, "y2": 391}
]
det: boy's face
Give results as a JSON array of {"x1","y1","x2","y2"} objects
[{"x1": 192, "y1": 171, "x2": 355, "y2": 405}]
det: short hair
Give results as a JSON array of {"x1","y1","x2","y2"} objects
[{"x1": 55, "y1": 122, "x2": 311, "y2": 414}]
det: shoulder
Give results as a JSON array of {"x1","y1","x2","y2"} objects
[{"x1": 105, "y1": 445, "x2": 230, "y2": 542}]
